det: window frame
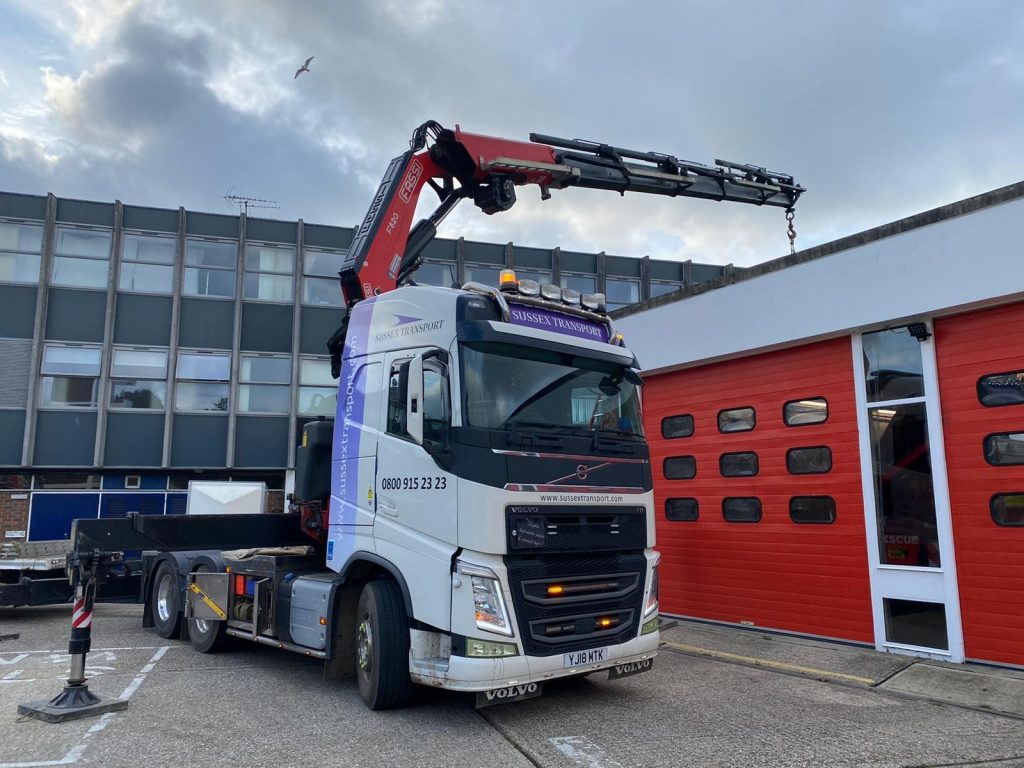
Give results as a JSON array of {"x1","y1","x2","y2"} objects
[
  {"x1": 51, "y1": 225, "x2": 113, "y2": 290},
  {"x1": 0, "y1": 219, "x2": 44, "y2": 286},
  {"x1": 665, "y1": 497, "x2": 699, "y2": 522},
  {"x1": 722, "y1": 497, "x2": 763, "y2": 523},
  {"x1": 108, "y1": 347, "x2": 169, "y2": 411},
  {"x1": 783, "y1": 396, "x2": 830, "y2": 427},
  {"x1": 174, "y1": 350, "x2": 231, "y2": 412},
  {"x1": 990, "y1": 492, "x2": 1024, "y2": 527},
  {"x1": 663, "y1": 455, "x2": 697, "y2": 480},
  {"x1": 977, "y1": 370, "x2": 1024, "y2": 408},
  {"x1": 983, "y1": 432, "x2": 1024, "y2": 466},
  {"x1": 301, "y1": 248, "x2": 346, "y2": 306},
  {"x1": 661, "y1": 414, "x2": 694, "y2": 440},
  {"x1": 38, "y1": 343, "x2": 103, "y2": 409},
  {"x1": 238, "y1": 353, "x2": 292, "y2": 414},
  {"x1": 119, "y1": 231, "x2": 177, "y2": 295},
  {"x1": 298, "y1": 357, "x2": 336, "y2": 417},
  {"x1": 790, "y1": 496, "x2": 837, "y2": 524},
  {"x1": 605, "y1": 277, "x2": 640, "y2": 311},
  {"x1": 720, "y1": 451, "x2": 760, "y2": 477},
  {"x1": 243, "y1": 242, "x2": 296, "y2": 303},
  {"x1": 717, "y1": 406, "x2": 756, "y2": 434},
  {"x1": 183, "y1": 237, "x2": 238, "y2": 300},
  {"x1": 786, "y1": 445, "x2": 834, "y2": 475}
]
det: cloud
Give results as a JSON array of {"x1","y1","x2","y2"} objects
[{"x1": 1, "y1": 0, "x2": 1023, "y2": 267}]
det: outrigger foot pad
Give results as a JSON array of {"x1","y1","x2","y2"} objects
[{"x1": 17, "y1": 683, "x2": 127, "y2": 723}]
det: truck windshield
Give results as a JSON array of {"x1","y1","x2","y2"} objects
[{"x1": 460, "y1": 342, "x2": 644, "y2": 438}]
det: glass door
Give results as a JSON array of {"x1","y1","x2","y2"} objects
[{"x1": 853, "y1": 325, "x2": 964, "y2": 660}]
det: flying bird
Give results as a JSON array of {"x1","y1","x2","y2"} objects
[{"x1": 294, "y1": 56, "x2": 314, "y2": 79}]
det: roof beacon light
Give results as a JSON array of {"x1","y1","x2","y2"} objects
[
  {"x1": 562, "y1": 288, "x2": 581, "y2": 306},
  {"x1": 581, "y1": 292, "x2": 606, "y2": 313},
  {"x1": 540, "y1": 283, "x2": 561, "y2": 302},
  {"x1": 518, "y1": 279, "x2": 541, "y2": 297},
  {"x1": 499, "y1": 269, "x2": 518, "y2": 292}
]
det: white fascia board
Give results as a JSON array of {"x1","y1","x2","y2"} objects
[{"x1": 619, "y1": 195, "x2": 1024, "y2": 374}]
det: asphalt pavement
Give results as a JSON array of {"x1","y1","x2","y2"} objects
[{"x1": 2, "y1": 605, "x2": 1023, "y2": 768}]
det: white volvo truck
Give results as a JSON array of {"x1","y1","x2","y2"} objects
[{"x1": 59, "y1": 121, "x2": 803, "y2": 710}]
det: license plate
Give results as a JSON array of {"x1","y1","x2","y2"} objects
[
  {"x1": 475, "y1": 682, "x2": 542, "y2": 708},
  {"x1": 607, "y1": 658, "x2": 654, "y2": 680},
  {"x1": 563, "y1": 647, "x2": 608, "y2": 668}
]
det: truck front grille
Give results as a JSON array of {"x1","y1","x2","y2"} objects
[{"x1": 505, "y1": 553, "x2": 646, "y2": 656}]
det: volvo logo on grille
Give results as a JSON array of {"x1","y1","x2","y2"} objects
[{"x1": 576, "y1": 464, "x2": 589, "y2": 480}]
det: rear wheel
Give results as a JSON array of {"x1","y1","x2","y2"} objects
[
  {"x1": 355, "y1": 580, "x2": 413, "y2": 710},
  {"x1": 150, "y1": 561, "x2": 181, "y2": 639},
  {"x1": 188, "y1": 565, "x2": 229, "y2": 653}
]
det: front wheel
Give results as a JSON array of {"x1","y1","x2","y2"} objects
[
  {"x1": 187, "y1": 565, "x2": 229, "y2": 653},
  {"x1": 355, "y1": 580, "x2": 413, "y2": 710}
]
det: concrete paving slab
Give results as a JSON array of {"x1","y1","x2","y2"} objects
[
  {"x1": 880, "y1": 662, "x2": 1024, "y2": 719},
  {"x1": 660, "y1": 619, "x2": 912, "y2": 685}
]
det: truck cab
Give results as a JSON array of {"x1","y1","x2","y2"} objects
[{"x1": 299, "y1": 275, "x2": 659, "y2": 705}]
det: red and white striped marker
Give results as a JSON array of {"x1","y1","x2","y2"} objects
[{"x1": 72, "y1": 598, "x2": 93, "y2": 630}]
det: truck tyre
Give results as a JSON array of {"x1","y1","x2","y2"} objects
[
  {"x1": 355, "y1": 579, "x2": 413, "y2": 710},
  {"x1": 150, "y1": 560, "x2": 182, "y2": 638},
  {"x1": 187, "y1": 565, "x2": 229, "y2": 653}
]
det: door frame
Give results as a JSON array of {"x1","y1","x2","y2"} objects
[{"x1": 851, "y1": 322, "x2": 964, "y2": 661}]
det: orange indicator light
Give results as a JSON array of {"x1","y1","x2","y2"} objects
[{"x1": 547, "y1": 585, "x2": 563, "y2": 595}]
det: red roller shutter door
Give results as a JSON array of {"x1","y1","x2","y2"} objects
[
  {"x1": 645, "y1": 336, "x2": 873, "y2": 642},
  {"x1": 935, "y1": 302, "x2": 1024, "y2": 666}
]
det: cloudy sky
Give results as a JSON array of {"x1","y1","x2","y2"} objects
[{"x1": 1, "y1": 1, "x2": 1022, "y2": 267}]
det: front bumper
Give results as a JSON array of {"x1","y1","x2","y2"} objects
[{"x1": 409, "y1": 629, "x2": 659, "y2": 692}]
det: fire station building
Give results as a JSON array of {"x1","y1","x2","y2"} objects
[{"x1": 616, "y1": 181, "x2": 1024, "y2": 667}]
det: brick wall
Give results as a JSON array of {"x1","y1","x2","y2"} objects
[{"x1": 0, "y1": 492, "x2": 31, "y2": 539}]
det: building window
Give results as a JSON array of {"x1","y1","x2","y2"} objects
[
  {"x1": 560, "y1": 274, "x2": 597, "y2": 295},
  {"x1": 51, "y1": 226, "x2": 112, "y2": 289},
  {"x1": 298, "y1": 358, "x2": 336, "y2": 416},
  {"x1": 790, "y1": 496, "x2": 837, "y2": 524},
  {"x1": 723, "y1": 497, "x2": 762, "y2": 523},
  {"x1": 649, "y1": 282, "x2": 683, "y2": 299},
  {"x1": 34, "y1": 473, "x2": 101, "y2": 489},
  {"x1": 0, "y1": 473, "x2": 32, "y2": 490},
  {"x1": 514, "y1": 269, "x2": 552, "y2": 285},
  {"x1": 786, "y1": 446, "x2": 833, "y2": 474},
  {"x1": 464, "y1": 265, "x2": 503, "y2": 287},
  {"x1": 414, "y1": 262, "x2": 454, "y2": 287},
  {"x1": 663, "y1": 455, "x2": 696, "y2": 480},
  {"x1": 863, "y1": 327, "x2": 925, "y2": 402},
  {"x1": 991, "y1": 493, "x2": 1024, "y2": 526},
  {"x1": 109, "y1": 348, "x2": 168, "y2": 410},
  {"x1": 718, "y1": 406, "x2": 755, "y2": 433},
  {"x1": 606, "y1": 278, "x2": 639, "y2": 311},
  {"x1": 665, "y1": 498, "x2": 699, "y2": 522},
  {"x1": 39, "y1": 344, "x2": 101, "y2": 407},
  {"x1": 784, "y1": 397, "x2": 829, "y2": 426},
  {"x1": 244, "y1": 243, "x2": 295, "y2": 302},
  {"x1": 0, "y1": 220, "x2": 43, "y2": 284},
  {"x1": 661, "y1": 414, "x2": 694, "y2": 439},
  {"x1": 239, "y1": 354, "x2": 291, "y2": 413},
  {"x1": 983, "y1": 432, "x2": 1024, "y2": 466},
  {"x1": 175, "y1": 352, "x2": 230, "y2": 411},
  {"x1": 119, "y1": 233, "x2": 176, "y2": 294},
  {"x1": 183, "y1": 239, "x2": 237, "y2": 298},
  {"x1": 977, "y1": 371, "x2": 1024, "y2": 408},
  {"x1": 720, "y1": 451, "x2": 759, "y2": 477},
  {"x1": 302, "y1": 249, "x2": 345, "y2": 306}
]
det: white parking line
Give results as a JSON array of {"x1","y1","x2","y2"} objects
[
  {"x1": 0, "y1": 645, "x2": 170, "y2": 768},
  {"x1": 549, "y1": 736, "x2": 625, "y2": 768}
]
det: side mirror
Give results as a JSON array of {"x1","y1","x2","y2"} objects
[{"x1": 406, "y1": 353, "x2": 424, "y2": 445}]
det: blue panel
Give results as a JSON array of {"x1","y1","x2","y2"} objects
[
  {"x1": 102, "y1": 475, "x2": 169, "y2": 490},
  {"x1": 100, "y1": 493, "x2": 166, "y2": 518},
  {"x1": 166, "y1": 493, "x2": 188, "y2": 515},
  {"x1": 28, "y1": 493, "x2": 99, "y2": 541}
]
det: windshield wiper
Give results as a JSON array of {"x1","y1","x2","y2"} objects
[{"x1": 503, "y1": 419, "x2": 560, "y2": 431}]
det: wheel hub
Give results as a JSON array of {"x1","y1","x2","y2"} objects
[
  {"x1": 357, "y1": 619, "x2": 373, "y2": 673},
  {"x1": 156, "y1": 575, "x2": 173, "y2": 622}
]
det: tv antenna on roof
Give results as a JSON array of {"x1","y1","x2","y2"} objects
[{"x1": 224, "y1": 192, "x2": 280, "y2": 216}]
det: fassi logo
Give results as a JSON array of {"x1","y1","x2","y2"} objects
[{"x1": 399, "y1": 159, "x2": 424, "y2": 203}]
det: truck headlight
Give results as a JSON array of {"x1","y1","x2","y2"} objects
[
  {"x1": 457, "y1": 561, "x2": 514, "y2": 637},
  {"x1": 644, "y1": 564, "x2": 659, "y2": 618}
]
